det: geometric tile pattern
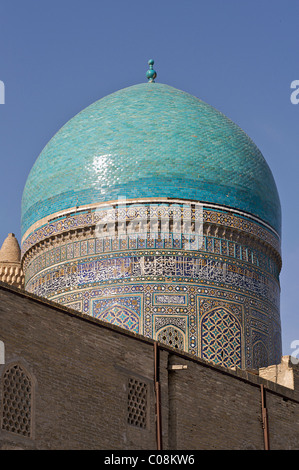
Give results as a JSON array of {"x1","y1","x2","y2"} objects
[
  {"x1": 92, "y1": 296, "x2": 142, "y2": 334},
  {"x1": 49, "y1": 277, "x2": 281, "y2": 369},
  {"x1": 98, "y1": 305, "x2": 139, "y2": 332},
  {"x1": 201, "y1": 308, "x2": 242, "y2": 368}
]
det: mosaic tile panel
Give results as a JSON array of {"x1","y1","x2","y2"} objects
[
  {"x1": 50, "y1": 282, "x2": 281, "y2": 369},
  {"x1": 153, "y1": 293, "x2": 187, "y2": 306},
  {"x1": 25, "y1": 251, "x2": 280, "y2": 308},
  {"x1": 92, "y1": 295, "x2": 142, "y2": 333},
  {"x1": 200, "y1": 308, "x2": 242, "y2": 368}
]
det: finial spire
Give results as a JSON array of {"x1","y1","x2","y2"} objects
[{"x1": 146, "y1": 59, "x2": 157, "y2": 83}]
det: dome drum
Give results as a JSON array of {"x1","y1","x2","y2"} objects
[{"x1": 21, "y1": 197, "x2": 282, "y2": 369}]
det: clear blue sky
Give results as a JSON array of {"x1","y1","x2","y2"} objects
[{"x1": 0, "y1": 0, "x2": 298, "y2": 358}]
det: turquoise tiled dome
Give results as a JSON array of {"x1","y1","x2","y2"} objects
[{"x1": 21, "y1": 83, "x2": 281, "y2": 236}]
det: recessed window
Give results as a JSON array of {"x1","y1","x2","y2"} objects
[
  {"x1": 1, "y1": 364, "x2": 33, "y2": 437},
  {"x1": 127, "y1": 378, "x2": 148, "y2": 429},
  {"x1": 158, "y1": 326, "x2": 184, "y2": 350}
]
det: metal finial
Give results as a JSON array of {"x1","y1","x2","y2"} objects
[{"x1": 146, "y1": 59, "x2": 157, "y2": 83}]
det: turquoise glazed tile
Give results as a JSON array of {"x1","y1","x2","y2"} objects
[{"x1": 21, "y1": 83, "x2": 281, "y2": 236}]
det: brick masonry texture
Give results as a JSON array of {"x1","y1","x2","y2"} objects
[{"x1": 0, "y1": 282, "x2": 298, "y2": 450}]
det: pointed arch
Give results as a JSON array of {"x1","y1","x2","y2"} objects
[
  {"x1": 200, "y1": 307, "x2": 242, "y2": 368},
  {"x1": 157, "y1": 325, "x2": 185, "y2": 351},
  {"x1": 95, "y1": 304, "x2": 140, "y2": 333},
  {"x1": 252, "y1": 340, "x2": 268, "y2": 369}
]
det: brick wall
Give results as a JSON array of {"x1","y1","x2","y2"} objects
[{"x1": 0, "y1": 283, "x2": 298, "y2": 450}]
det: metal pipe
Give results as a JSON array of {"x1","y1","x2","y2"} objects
[
  {"x1": 154, "y1": 341, "x2": 163, "y2": 450},
  {"x1": 261, "y1": 384, "x2": 270, "y2": 450}
]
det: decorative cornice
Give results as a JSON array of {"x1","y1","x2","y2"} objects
[{"x1": 21, "y1": 200, "x2": 281, "y2": 259}]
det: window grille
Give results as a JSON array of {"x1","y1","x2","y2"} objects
[
  {"x1": 1, "y1": 364, "x2": 32, "y2": 437},
  {"x1": 127, "y1": 378, "x2": 147, "y2": 429},
  {"x1": 157, "y1": 326, "x2": 184, "y2": 350}
]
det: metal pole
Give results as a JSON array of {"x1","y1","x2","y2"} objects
[
  {"x1": 261, "y1": 384, "x2": 270, "y2": 450},
  {"x1": 154, "y1": 341, "x2": 163, "y2": 450}
]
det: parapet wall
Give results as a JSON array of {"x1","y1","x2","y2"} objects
[{"x1": 0, "y1": 282, "x2": 298, "y2": 450}]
